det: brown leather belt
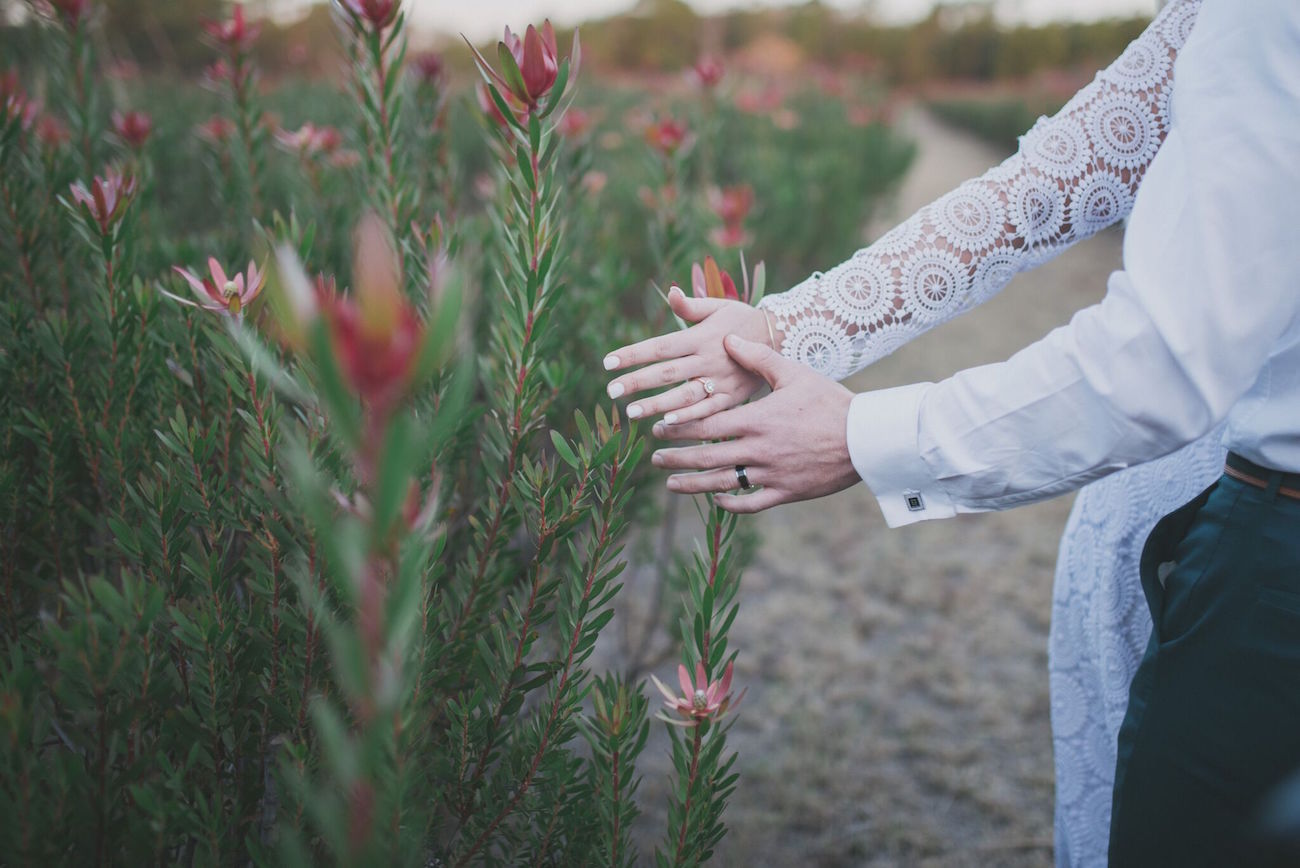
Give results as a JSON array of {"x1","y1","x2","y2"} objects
[{"x1": 1225, "y1": 453, "x2": 1300, "y2": 501}]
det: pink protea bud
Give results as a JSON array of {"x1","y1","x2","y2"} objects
[
  {"x1": 164, "y1": 258, "x2": 267, "y2": 318},
  {"x1": 2, "y1": 72, "x2": 33, "y2": 132},
  {"x1": 204, "y1": 6, "x2": 261, "y2": 51},
  {"x1": 516, "y1": 22, "x2": 559, "y2": 104},
  {"x1": 41, "y1": 0, "x2": 93, "y2": 28},
  {"x1": 196, "y1": 115, "x2": 236, "y2": 146},
  {"x1": 338, "y1": 0, "x2": 398, "y2": 30},
  {"x1": 111, "y1": 110, "x2": 152, "y2": 150},
  {"x1": 412, "y1": 51, "x2": 444, "y2": 85},
  {"x1": 707, "y1": 185, "x2": 754, "y2": 226},
  {"x1": 469, "y1": 20, "x2": 565, "y2": 113},
  {"x1": 37, "y1": 114, "x2": 71, "y2": 150},
  {"x1": 319, "y1": 216, "x2": 425, "y2": 414},
  {"x1": 68, "y1": 169, "x2": 137, "y2": 236},
  {"x1": 645, "y1": 117, "x2": 689, "y2": 157},
  {"x1": 692, "y1": 55, "x2": 724, "y2": 89}
]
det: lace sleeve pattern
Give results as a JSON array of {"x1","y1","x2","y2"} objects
[{"x1": 759, "y1": 0, "x2": 1202, "y2": 381}]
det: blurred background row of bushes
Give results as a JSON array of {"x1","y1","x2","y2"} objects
[{"x1": 1, "y1": 0, "x2": 1148, "y2": 85}]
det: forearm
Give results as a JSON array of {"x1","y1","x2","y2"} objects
[{"x1": 760, "y1": 0, "x2": 1202, "y2": 381}]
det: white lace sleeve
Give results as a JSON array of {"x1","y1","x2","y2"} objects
[{"x1": 760, "y1": 0, "x2": 1202, "y2": 380}]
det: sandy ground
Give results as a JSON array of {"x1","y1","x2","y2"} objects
[{"x1": 623, "y1": 108, "x2": 1125, "y2": 866}]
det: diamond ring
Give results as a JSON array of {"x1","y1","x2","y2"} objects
[{"x1": 695, "y1": 377, "x2": 716, "y2": 397}]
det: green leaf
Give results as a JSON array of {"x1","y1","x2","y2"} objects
[{"x1": 549, "y1": 430, "x2": 579, "y2": 469}]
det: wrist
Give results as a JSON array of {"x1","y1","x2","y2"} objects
[{"x1": 757, "y1": 307, "x2": 783, "y2": 354}]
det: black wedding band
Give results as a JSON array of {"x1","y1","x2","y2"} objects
[{"x1": 735, "y1": 465, "x2": 752, "y2": 491}]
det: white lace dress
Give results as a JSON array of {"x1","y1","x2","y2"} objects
[{"x1": 758, "y1": 2, "x2": 1225, "y2": 864}]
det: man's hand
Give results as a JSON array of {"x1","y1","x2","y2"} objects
[{"x1": 651, "y1": 334, "x2": 861, "y2": 514}]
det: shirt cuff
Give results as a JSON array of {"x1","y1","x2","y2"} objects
[{"x1": 846, "y1": 384, "x2": 958, "y2": 528}]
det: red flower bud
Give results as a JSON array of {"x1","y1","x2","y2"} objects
[
  {"x1": 645, "y1": 117, "x2": 689, "y2": 157},
  {"x1": 338, "y1": 0, "x2": 398, "y2": 30},
  {"x1": 43, "y1": 0, "x2": 92, "y2": 28},
  {"x1": 204, "y1": 6, "x2": 261, "y2": 51},
  {"x1": 111, "y1": 110, "x2": 152, "y2": 150},
  {"x1": 412, "y1": 51, "x2": 444, "y2": 85},
  {"x1": 692, "y1": 55, "x2": 724, "y2": 89}
]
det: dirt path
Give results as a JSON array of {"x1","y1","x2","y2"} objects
[{"x1": 698, "y1": 108, "x2": 1122, "y2": 866}]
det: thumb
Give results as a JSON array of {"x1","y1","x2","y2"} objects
[
  {"x1": 668, "y1": 285, "x2": 726, "y2": 324},
  {"x1": 723, "y1": 334, "x2": 789, "y2": 388}
]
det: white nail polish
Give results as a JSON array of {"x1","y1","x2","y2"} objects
[
  {"x1": 627, "y1": 404, "x2": 643, "y2": 419},
  {"x1": 664, "y1": 413, "x2": 678, "y2": 424},
  {"x1": 603, "y1": 355, "x2": 620, "y2": 371},
  {"x1": 607, "y1": 382, "x2": 625, "y2": 399}
]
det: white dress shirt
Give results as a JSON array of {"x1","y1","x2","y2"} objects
[{"x1": 848, "y1": 0, "x2": 1300, "y2": 528}]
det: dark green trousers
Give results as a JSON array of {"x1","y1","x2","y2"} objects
[{"x1": 1110, "y1": 462, "x2": 1300, "y2": 866}]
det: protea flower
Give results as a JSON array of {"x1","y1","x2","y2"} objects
[
  {"x1": 275, "y1": 123, "x2": 343, "y2": 159},
  {"x1": 43, "y1": 0, "x2": 92, "y2": 28},
  {"x1": 68, "y1": 170, "x2": 137, "y2": 236},
  {"x1": 468, "y1": 21, "x2": 562, "y2": 111},
  {"x1": 204, "y1": 6, "x2": 261, "y2": 51},
  {"x1": 691, "y1": 256, "x2": 740, "y2": 302},
  {"x1": 651, "y1": 661, "x2": 741, "y2": 725},
  {"x1": 412, "y1": 51, "x2": 444, "y2": 85},
  {"x1": 321, "y1": 215, "x2": 424, "y2": 414},
  {"x1": 1, "y1": 71, "x2": 35, "y2": 132},
  {"x1": 111, "y1": 110, "x2": 152, "y2": 150},
  {"x1": 708, "y1": 185, "x2": 754, "y2": 226},
  {"x1": 196, "y1": 115, "x2": 236, "y2": 146},
  {"x1": 337, "y1": 0, "x2": 398, "y2": 30},
  {"x1": 164, "y1": 258, "x2": 267, "y2": 317},
  {"x1": 36, "y1": 114, "x2": 71, "y2": 150},
  {"x1": 693, "y1": 55, "x2": 724, "y2": 89},
  {"x1": 645, "y1": 117, "x2": 689, "y2": 157}
]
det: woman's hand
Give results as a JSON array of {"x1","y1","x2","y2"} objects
[{"x1": 603, "y1": 286, "x2": 777, "y2": 425}]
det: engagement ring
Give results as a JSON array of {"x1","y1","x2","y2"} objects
[{"x1": 696, "y1": 377, "x2": 716, "y2": 397}]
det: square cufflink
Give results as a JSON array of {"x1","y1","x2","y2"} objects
[{"x1": 904, "y1": 490, "x2": 925, "y2": 512}]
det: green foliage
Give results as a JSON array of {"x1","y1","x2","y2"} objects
[{"x1": 0, "y1": 3, "x2": 914, "y2": 864}]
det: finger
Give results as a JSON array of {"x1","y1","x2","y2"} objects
[
  {"x1": 603, "y1": 330, "x2": 690, "y2": 373},
  {"x1": 667, "y1": 284, "x2": 727, "y2": 324},
  {"x1": 626, "y1": 378, "x2": 719, "y2": 421},
  {"x1": 658, "y1": 393, "x2": 734, "y2": 426},
  {"x1": 651, "y1": 441, "x2": 749, "y2": 472},
  {"x1": 608, "y1": 357, "x2": 703, "y2": 400},
  {"x1": 715, "y1": 488, "x2": 785, "y2": 514},
  {"x1": 723, "y1": 334, "x2": 792, "y2": 389},
  {"x1": 666, "y1": 465, "x2": 760, "y2": 495},
  {"x1": 652, "y1": 404, "x2": 753, "y2": 442}
]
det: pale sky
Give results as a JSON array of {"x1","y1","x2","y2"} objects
[{"x1": 398, "y1": 0, "x2": 1159, "y2": 41}]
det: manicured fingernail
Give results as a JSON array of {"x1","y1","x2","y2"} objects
[
  {"x1": 627, "y1": 404, "x2": 643, "y2": 419},
  {"x1": 607, "y1": 382, "x2": 624, "y2": 399},
  {"x1": 603, "y1": 355, "x2": 620, "y2": 371},
  {"x1": 664, "y1": 413, "x2": 678, "y2": 424},
  {"x1": 668, "y1": 285, "x2": 682, "y2": 298}
]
